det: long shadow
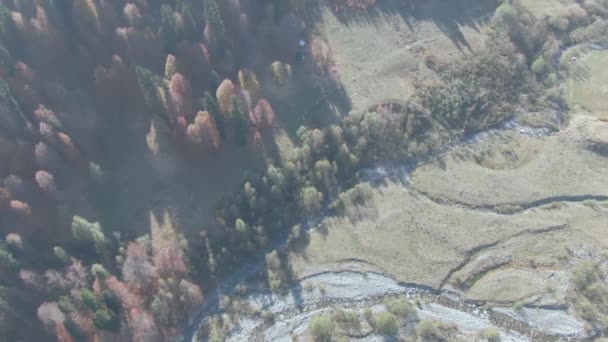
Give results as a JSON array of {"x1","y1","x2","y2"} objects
[{"x1": 319, "y1": 0, "x2": 495, "y2": 51}]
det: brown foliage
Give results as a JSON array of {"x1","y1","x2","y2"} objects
[
  {"x1": 168, "y1": 73, "x2": 193, "y2": 118},
  {"x1": 122, "y1": 242, "x2": 157, "y2": 289},
  {"x1": 179, "y1": 279, "x2": 204, "y2": 312},
  {"x1": 57, "y1": 133, "x2": 80, "y2": 161},
  {"x1": 65, "y1": 259, "x2": 90, "y2": 290},
  {"x1": 310, "y1": 37, "x2": 335, "y2": 74},
  {"x1": 123, "y1": 3, "x2": 143, "y2": 28},
  {"x1": 35, "y1": 170, "x2": 57, "y2": 193},
  {"x1": 216, "y1": 79, "x2": 236, "y2": 114},
  {"x1": 252, "y1": 99, "x2": 276, "y2": 132},
  {"x1": 10, "y1": 200, "x2": 31, "y2": 217},
  {"x1": 39, "y1": 122, "x2": 57, "y2": 144},
  {"x1": 150, "y1": 211, "x2": 187, "y2": 279},
  {"x1": 186, "y1": 111, "x2": 221, "y2": 154},
  {"x1": 105, "y1": 276, "x2": 141, "y2": 309},
  {"x1": 127, "y1": 307, "x2": 161, "y2": 342},
  {"x1": 68, "y1": 310, "x2": 95, "y2": 338}
]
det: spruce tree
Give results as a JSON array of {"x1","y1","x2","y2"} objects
[
  {"x1": 135, "y1": 66, "x2": 164, "y2": 113},
  {"x1": 230, "y1": 95, "x2": 247, "y2": 146},
  {"x1": 160, "y1": 4, "x2": 180, "y2": 52},
  {"x1": 203, "y1": 91, "x2": 225, "y2": 137},
  {"x1": 204, "y1": 0, "x2": 225, "y2": 41}
]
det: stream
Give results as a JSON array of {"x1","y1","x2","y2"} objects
[{"x1": 179, "y1": 109, "x2": 586, "y2": 342}]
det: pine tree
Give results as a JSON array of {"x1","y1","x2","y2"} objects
[
  {"x1": 204, "y1": 0, "x2": 225, "y2": 43},
  {"x1": 71, "y1": 216, "x2": 107, "y2": 255},
  {"x1": 203, "y1": 91, "x2": 225, "y2": 137},
  {"x1": 230, "y1": 95, "x2": 248, "y2": 146},
  {"x1": 0, "y1": 4, "x2": 16, "y2": 71},
  {"x1": 135, "y1": 66, "x2": 170, "y2": 123},
  {"x1": 160, "y1": 4, "x2": 181, "y2": 52},
  {"x1": 178, "y1": 0, "x2": 197, "y2": 40}
]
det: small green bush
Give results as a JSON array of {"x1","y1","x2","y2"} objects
[
  {"x1": 309, "y1": 314, "x2": 334, "y2": 342},
  {"x1": 384, "y1": 297, "x2": 416, "y2": 318},
  {"x1": 261, "y1": 309, "x2": 275, "y2": 325},
  {"x1": 549, "y1": 16, "x2": 569, "y2": 31},
  {"x1": 333, "y1": 307, "x2": 359, "y2": 328},
  {"x1": 364, "y1": 308, "x2": 375, "y2": 327},
  {"x1": 531, "y1": 56, "x2": 548, "y2": 75},
  {"x1": 493, "y1": 3, "x2": 517, "y2": 28},
  {"x1": 480, "y1": 327, "x2": 501, "y2": 342},
  {"x1": 512, "y1": 301, "x2": 524, "y2": 312},
  {"x1": 375, "y1": 311, "x2": 398, "y2": 336},
  {"x1": 417, "y1": 319, "x2": 440, "y2": 340}
]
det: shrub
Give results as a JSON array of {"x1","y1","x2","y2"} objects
[
  {"x1": 549, "y1": 16, "x2": 569, "y2": 31},
  {"x1": 364, "y1": 308, "x2": 375, "y2": 327},
  {"x1": 480, "y1": 327, "x2": 501, "y2": 342},
  {"x1": 417, "y1": 319, "x2": 440, "y2": 340},
  {"x1": 261, "y1": 310, "x2": 275, "y2": 325},
  {"x1": 333, "y1": 307, "x2": 359, "y2": 329},
  {"x1": 512, "y1": 301, "x2": 524, "y2": 312},
  {"x1": 375, "y1": 311, "x2": 398, "y2": 336},
  {"x1": 384, "y1": 297, "x2": 416, "y2": 318},
  {"x1": 309, "y1": 314, "x2": 334, "y2": 342},
  {"x1": 493, "y1": 3, "x2": 517, "y2": 29},
  {"x1": 531, "y1": 56, "x2": 548, "y2": 75}
]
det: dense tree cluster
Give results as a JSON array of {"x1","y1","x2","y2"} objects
[{"x1": 0, "y1": 0, "x2": 313, "y2": 340}]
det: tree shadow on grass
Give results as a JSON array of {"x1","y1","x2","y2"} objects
[
  {"x1": 565, "y1": 61, "x2": 592, "y2": 82},
  {"x1": 318, "y1": 0, "x2": 495, "y2": 52}
]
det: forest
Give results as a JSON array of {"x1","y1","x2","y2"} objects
[{"x1": 1, "y1": 0, "x2": 606, "y2": 341}]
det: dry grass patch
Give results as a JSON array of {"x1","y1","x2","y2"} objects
[{"x1": 566, "y1": 50, "x2": 608, "y2": 117}]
